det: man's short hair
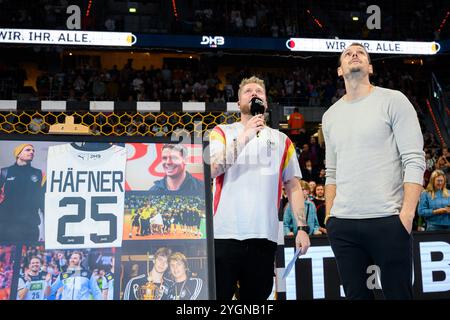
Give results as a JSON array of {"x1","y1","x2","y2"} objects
[
  {"x1": 71, "y1": 251, "x2": 83, "y2": 260},
  {"x1": 28, "y1": 256, "x2": 42, "y2": 266},
  {"x1": 154, "y1": 247, "x2": 172, "y2": 260},
  {"x1": 338, "y1": 42, "x2": 372, "y2": 67},
  {"x1": 162, "y1": 144, "x2": 188, "y2": 158},
  {"x1": 300, "y1": 180, "x2": 310, "y2": 192},
  {"x1": 238, "y1": 76, "x2": 266, "y2": 98},
  {"x1": 169, "y1": 252, "x2": 189, "y2": 271}
]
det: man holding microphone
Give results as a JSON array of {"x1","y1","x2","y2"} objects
[{"x1": 209, "y1": 76, "x2": 310, "y2": 300}]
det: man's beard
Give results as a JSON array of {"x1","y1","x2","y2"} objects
[
  {"x1": 349, "y1": 66, "x2": 362, "y2": 73},
  {"x1": 344, "y1": 66, "x2": 367, "y2": 81},
  {"x1": 240, "y1": 103, "x2": 251, "y2": 115}
]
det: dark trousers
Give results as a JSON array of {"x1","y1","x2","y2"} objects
[
  {"x1": 214, "y1": 238, "x2": 277, "y2": 300},
  {"x1": 326, "y1": 215, "x2": 413, "y2": 300}
]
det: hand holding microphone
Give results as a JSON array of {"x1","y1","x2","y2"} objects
[
  {"x1": 238, "y1": 96, "x2": 266, "y2": 146},
  {"x1": 239, "y1": 115, "x2": 264, "y2": 146},
  {"x1": 250, "y1": 96, "x2": 265, "y2": 137},
  {"x1": 250, "y1": 96, "x2": 265, "y2": 116}
]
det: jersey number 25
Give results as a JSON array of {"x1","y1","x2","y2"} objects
[{"x1": 57, "y1": 196, "x2": 117, "y2": 245}]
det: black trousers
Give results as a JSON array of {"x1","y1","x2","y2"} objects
[
  {"x1": 214, "y1": 238, "x2": 277, "y2": 300},
  {"x1": 326, "y1": 215, "x2": 413, "y2": 300}
]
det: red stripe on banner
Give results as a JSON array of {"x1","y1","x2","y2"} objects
[
  {"x1": 278, "y1": 139, "x2": 291, "y2": 209},
  {"x1": 127, "y1": 143, "x2": 148, "y2": 161},
  {"x1": 213, "y1": 174, "x2": 225, "y2": 216},
  {"x1": 188, "y1": 155, "x2": 203, "y2": 163},
  {"x1": 191, "y1": 173, "x2": 204, "y2": 181},
  {"x1": 149, "y1": 144, "x2": 164, "y2": 177}
]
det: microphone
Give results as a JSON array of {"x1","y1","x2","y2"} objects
[
  {"x1": 250, "y1": 97, "x2": 265, "y2": 116},
  {"x1": 250, "y1": 97, "x2": 265, "y2": 137}
]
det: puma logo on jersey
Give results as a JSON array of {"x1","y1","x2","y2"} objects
[{"x1": 78, "y1": 153, "x2": 102, "y2": 160}]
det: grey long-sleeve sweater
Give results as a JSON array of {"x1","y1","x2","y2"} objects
[{"x1": 322, "y1": 86, "x2": 425, "y2": 219}]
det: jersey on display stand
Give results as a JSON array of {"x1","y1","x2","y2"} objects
[{"x1": 45, "y1": 143, "x2": 127, "y2": 249}]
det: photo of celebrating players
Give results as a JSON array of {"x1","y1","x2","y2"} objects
[
  {"x1": 123, "y1": 195, "x2": 206, "y2": 240},
  {"x1": 16, "y1": 245, "x2": 115, "y2": 300}
]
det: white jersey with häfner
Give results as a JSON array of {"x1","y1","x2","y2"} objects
[{"x1": 45, "y1": 143, "x2": 127, "y2": 249}]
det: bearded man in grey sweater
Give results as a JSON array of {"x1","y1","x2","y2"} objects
[{"x1": 322, "y1": 43, "x2": 425, "y2": 300}]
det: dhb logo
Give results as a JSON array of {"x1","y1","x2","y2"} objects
[{"x1": 200, "y1": 36, "x2": 225, "y2": 48}]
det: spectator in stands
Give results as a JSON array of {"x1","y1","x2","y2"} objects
[
  {"x1": 73, "y1": 75, "x2": 86, "y2": 94},
  {"x1": 437, "y1": 147, "x2": 450, "y2": 169},
  {"x1": 308, "y1": 181, "x2": 317, "y2": 197},
  {"x1": 418, "y1": 170, "x2": 450, "y2": 231},
  {"x1": 308, "y1": 82, "x2": 321, "y2": 107},
  {"x1": 302, "y1": 159, "x2": 319, "y2": 183},
  {"x1": 106, "y1": 75, "x2": 119, "y2": 100},
  {"x1": 423, "y1": 132, "x2": 439, "y2": 149},
  {"x1": 284, "y1": 179, "x2": 321, "y2": 236},
  {"x1": 35, "y1": 73, "x2": 50, "y2": 98},
  {"x1": 278, "y1": 187, "x2": 289, "y2": 221},
  {"x1": 424, "y1": 150, "x2": 436, "y2": 186},
  {"x1": 435, "y1": 151, "x2": 450, "y2": 188},
  {"x1": 309, "y1": 135, "x2": 324, "y2": 167},
  {"x1": 316, "y1": 168, "x2": 326, "y2": 185},
  {"x1": 67, "y1": 88, "x2": 77, "y2": 101},
  {"x1": 105, "y1": 17, "x2": 116, "y2": 31},
  {"x1": 322, "y1": 43, "x2": 425, "y2": 300},
  {"x1": 298, "y1": 143, "x2": 311, "y2": 168},
  {"x1": 92, "y1": 75, "x2": 106, "y2": 99},
  {"x1": 150, "y1": 116, "x2": 170, "y2": 136},
  {"x1": 287, "y1": 107, "x2": 305, "y2": 145},
  {"x1": 313, "y1": 184, "x2": 327, "y2": 233},
  {"x1": 425, "y1": 150, "x2": 436, "y2": 172},
  {"x1": 441, "y1": 146, "x2": 450, "y2": 162},
  {"x1": 29, "y1": 114, "x2": 45, "y2": 133}
]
